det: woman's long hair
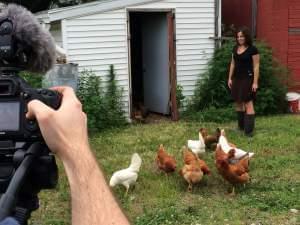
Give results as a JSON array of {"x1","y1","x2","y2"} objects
[{"x1": 235, "y1": 27, "x2": 253, "y2": 46}]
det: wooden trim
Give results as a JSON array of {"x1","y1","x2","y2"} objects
[
  {"x1": 45, "y1": 0, "x2": 162, "y2": 22},
  {"x1": 127, "y1": 8, "x2": 174, "y2": 12},
  {"x1": 167, "y1": 11, "x2": 179, "y2": 121},
  {"x1": 126, "y1": 11, "x2": 133, "y2": 119}
]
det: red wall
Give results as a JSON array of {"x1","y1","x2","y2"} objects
[
  {"x1": 222, "y1": 0, "x2": 300, "y2": 91},
  {"x1": 222, "y1": 0, "x2": 252, "y2": 31},
  {"x1": 257, "y1": 0, "x2": 300, "y2": 91},
  {"x1": 288, "y1": 0, "x2": 300, "y2": 91},
  {"x1": 256, "y1": 0, "x2": 289, "y2": 69}
]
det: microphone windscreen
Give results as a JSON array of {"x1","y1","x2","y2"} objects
[{"x1": 0, "y1": 4, "x2": 56, "y2": 74}]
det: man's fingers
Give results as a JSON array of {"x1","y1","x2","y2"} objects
[
  {"x1": 26, "y1": 100, "x2": 54, "y2": 120},
  {"x1": 50, "y1": 86, "x2": 77, "y2": 99},
  {"x1": 50, "y1": 86, "x2": 81, "y2": 108}
]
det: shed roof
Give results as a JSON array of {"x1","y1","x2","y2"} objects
[{"x1": 36, "y1": 0, "x2": 161, "y2": 23}]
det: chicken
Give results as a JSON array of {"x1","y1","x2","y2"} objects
[
  {"x1": 218, "y1": 129, "x2": 254, "y2": 159},
  {"x1": 182, "y1": 145, "x2": 211, "y2": 175},
  {"x1": 179, "y1": 147, "x2": 204, "y2": 191},
  {"x1": 215, "y1": 144, "x2": 250, "y2": 195},
  {"x1": 156, "y1": 144, "x2": 177, "y2": 174},
  {"x1": 110, "y1": 153, "x2": 142, "y2": 195},
  {"x1": 198, "y1": 158, "x2": 211, "y2": 175},
  {"x1": 187, "y1": 129, "x2": 206, "y2": 155},
  {"x1": 133, "y1": 102, "x2": 149, "y2": 123},
  {"x1": 200, "y1": 128, "x2": 221, "y2": 150}
]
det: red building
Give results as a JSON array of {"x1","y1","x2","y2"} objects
[{"x1": 222, "y1": 0, "x2": 300, "y2": 91}]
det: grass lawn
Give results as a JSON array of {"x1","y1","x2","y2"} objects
[{"x1": 30, "y1": 115, "x2": 300, "y2": 225}]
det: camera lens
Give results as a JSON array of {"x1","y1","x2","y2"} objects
[{"x1": 0, "y1": 21, "x2": 12, "y2": 35}]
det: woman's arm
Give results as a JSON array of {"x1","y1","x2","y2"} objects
[
  {"x1": 252, "y1": 54, "x2": 260, "y2": 92},
  {"x1": 228, "y1": 54, "x2": 235, "y2": 89}
]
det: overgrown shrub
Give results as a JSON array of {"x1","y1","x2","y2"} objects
[
  {"x1": 188, "y1": 40, "x2": 289, "y2": 117},
  {"x1": 77, "y1": 66, "x2": 127, "y2": 132},
  {"x1": 255, "y1": 43, "x2": 289, "y2": 115},
  {"x1": 176, "y1": 84, "x2": 185, "y2": 109},
  {"x1": 19, "y1": 71, "x2": 43, "y2": 88},
  {"x1": 183, "y1": 106, "x2": 236, "y2": 123},
  {"x1": 102, "y1": 65, "x2": 127, "y2": 129},
  {"x1": 77, "y1": 70, "x2": 104, "y2": 132}
]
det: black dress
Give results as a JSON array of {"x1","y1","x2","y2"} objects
[{"x1": 231, "y1": 45, "x2": 259, "y2": 103}]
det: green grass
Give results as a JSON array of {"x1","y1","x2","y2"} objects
[{"x1": 30, "y1": 115, "x2": 300, "y2": 225}]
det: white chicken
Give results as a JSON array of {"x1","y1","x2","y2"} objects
[
  {"x1": 218, "y1": 129, "x2": 254, "y2": 159},
  {"x1": 187, "y1": 130, "x2": 206, "y2": 156},
  {"x1": 109, "y1": 153, "x2": 142, "y2": 195}
]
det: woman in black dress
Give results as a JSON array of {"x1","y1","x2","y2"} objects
[{"x1": 228, "y1": 27, "x2": 260, "y2": 136}]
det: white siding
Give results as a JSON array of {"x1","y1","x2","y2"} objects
[
  {"x1": 62, "y1": 9, "x2": 130, "y2": 116},
  {"x1": 127, "y1": 0, "x2": 215, "y2": 98},
  {"x1": 60, "y1": 0, "x2": 215, "y2": 116},
  {"x1": 50, "y1": 22, "x2": 63, "y2": 47}
]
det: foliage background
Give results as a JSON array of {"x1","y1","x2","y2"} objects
[
  {"x1": 76, "y1": 66, "x2": 127, "y2": 132},
  {"x1": 185, "y1": 41, "x2": 289, "y2": 122}
]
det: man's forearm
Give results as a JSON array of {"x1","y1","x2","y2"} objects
[{"x1": 63, "y1": 146, "x2": 131, "y2": 225}]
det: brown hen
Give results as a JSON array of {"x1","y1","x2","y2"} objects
[
  {"x1": 156, "y1": 144, "x2": 177, "y2": 174},
  {"x1": 180, "y1": 147, "x2": 206, "y2": 191},
  {"x1": 215, "y1": 144, "x2": 250, "y2": 195}
]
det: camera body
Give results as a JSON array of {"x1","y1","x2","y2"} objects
[
  {"x1": 0, "y1": 74, "x2": 61, "y2": 141},
  {"x1": 0, "y1": 5, "x2": 61, "y2": 198},
  {"x1": 0, "y1": 72, "x2": 61, "y2": 194}
]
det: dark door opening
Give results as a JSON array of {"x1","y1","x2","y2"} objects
[{"x1": 129, "y1": 11, "x2": 178, "y2": 122}]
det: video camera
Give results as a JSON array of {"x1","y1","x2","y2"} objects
[{"x1": 0, "y1": 4, "x2": 61, "y2": 224}]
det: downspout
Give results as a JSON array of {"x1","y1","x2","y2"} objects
[
  {"x1": 252, "y1": 0, "x2": 257, "y2": 37},
  {"x1": 215, "y1": 0, "x2": 222, "y2": 48},
  {"x1": 218, "y1": 0, "x2": 222, "y2": 46}
]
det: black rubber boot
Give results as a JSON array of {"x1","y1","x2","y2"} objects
[
  {"x1": 237, "y1": 111, "x2": 245, "y2": 131},
  {"x1": 244, "y1": 114, "x2": 255, "y2": 137}
]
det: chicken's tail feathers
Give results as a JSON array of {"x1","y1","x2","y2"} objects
[
  {"x1": 129, "y1": 153, "x2": 142, "y2": 172},
  {"x1": 215, "y1": 128, "x2": 221, "y2": 139},
  {"x1": 238, "y1": 152, "x2": 254, "y2": 160},
  {"x1": 198, "y1": 132, "x2": 205, "y2": 145},
  {"x1": 109, "y1": 174, "x2": 116, "y2": 187},
  {"x1": 220, "y1": 129, "x2": 226, "y2": 137}
]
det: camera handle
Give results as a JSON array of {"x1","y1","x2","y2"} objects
[{"x1": 0, "y1": 142, "x2": 41, "y2": 224}]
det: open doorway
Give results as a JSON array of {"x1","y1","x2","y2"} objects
[{"x1": 128, "y1": 11, "x2": 178, "y2": 122}]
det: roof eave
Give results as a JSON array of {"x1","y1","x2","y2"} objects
[{"x1": 36, "y1": 0, "x2": 161, "y2": 23}]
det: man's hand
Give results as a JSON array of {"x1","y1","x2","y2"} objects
[
  {"x1": 26, "y1": 86, "x2": 130, "y2": 225},
  {"x1": 26, "y1": 86, "x2": 89, "y2": 162}
]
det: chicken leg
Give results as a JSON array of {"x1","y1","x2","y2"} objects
[
  {"x1": 124, "y1": 184, "x2": 130, "y2": 197},
  {"x1": 228, "y1": 186, "x2": 235, "y2": 196},
  {"x1": 188, "y1": 183, "x2": 192, "y2": 192}
]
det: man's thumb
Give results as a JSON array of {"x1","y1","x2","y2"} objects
[{"x1": 26, "y1": 100, "x2": 53, "y2": 121}]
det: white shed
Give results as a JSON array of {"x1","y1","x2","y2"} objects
[{"x1": 37, "y1": 0, "x2": 221, "y2": 120}]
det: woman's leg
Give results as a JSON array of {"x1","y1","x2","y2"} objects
[
  {"x1": 245, "y1": 100, "x2": 255, "y2": 114},
  {"x1": 235, "y1": 102, "x2": 245, "y2": 130},
  {"x1": 244, "y1": 101, "x2": 255, "y2": 136},
  {"x1": 235, "y1": 102, "x2": 245, "y2": 111}
]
